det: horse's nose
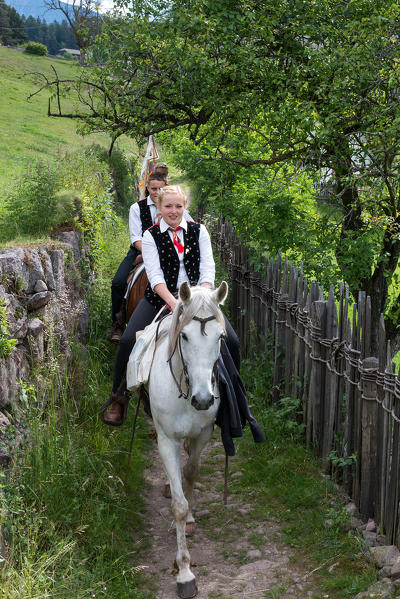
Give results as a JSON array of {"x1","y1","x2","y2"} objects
[{"x1": 191, "y1": 394, "x2": 215, "y2": 411}]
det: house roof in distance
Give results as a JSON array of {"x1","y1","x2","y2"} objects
[{"x1": 59, "y1": 48, "x2": 81, "y2": 55}]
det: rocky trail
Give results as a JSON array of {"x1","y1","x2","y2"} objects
[{"x1": 133, "y1": 435, "x2": 321, "y2": 599}]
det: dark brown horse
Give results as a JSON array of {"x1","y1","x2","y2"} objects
[{"x1": 125, "y1": 256, "x2": 149, "y2": 322}]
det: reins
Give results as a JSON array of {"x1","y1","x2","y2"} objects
[
  {"x1": 167, "y1": 314, "x2": 218, "y2": 399},
  {"x1": 167, "y1": 309, "x2": 228, "y2": 504}
]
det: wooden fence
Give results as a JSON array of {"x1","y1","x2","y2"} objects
[{"x1": 211, "y1": 217, "x2": 400, "y2": 543}]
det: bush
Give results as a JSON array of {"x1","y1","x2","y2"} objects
[
  {"x1": 24, "y1": 42, "x2": 48, "y2": 56},
  {"x1": 1, "y1": 161, "x2": 61, "y2": 237},
  {"x1": 0, "y1": 301, "x2": 17, "y2": 360},
  {"x1": 91, "y1": 145, "x2": 137, "y2": 213},
  {"x1": 1, "y1": 149, "x2": 115, "y2": 266},
  {"x1": 61, "y1": 51, "x2": 75, "y2": 60}
]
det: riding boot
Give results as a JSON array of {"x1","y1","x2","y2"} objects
[
  {"x1": 100, "y1": 380, "x2": 130, "y2": 426},
  {"x1": 108, "y1": 305, "x2": 127, "y2": 343},
  {"x1": 108, "y1": 321, "x2": 125, "y2": 343}
]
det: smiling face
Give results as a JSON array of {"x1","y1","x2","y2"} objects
[
  {"x1": 159, "y1": 192, "x2": 185, "y2": 228},
  {"x1": 146, "y1": 179, "x2": 164, "y2": 203}
]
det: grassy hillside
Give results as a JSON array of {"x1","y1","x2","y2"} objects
[{"x1": 0, "y1": 47, "x2": 131, "y2": 198}]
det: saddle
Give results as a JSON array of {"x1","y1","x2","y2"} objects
[
  {"x1": 117, "y1": 254, "x2": 149, "y2": 326},
  {"x1": 126, "y1": 310, "x2": 171, "y2": 391}
]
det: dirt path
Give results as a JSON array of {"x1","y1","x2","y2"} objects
[{"x1": 134, "y1": 432, "x2": 320, "y2": 599}]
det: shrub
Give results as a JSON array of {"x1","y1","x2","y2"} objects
[
  {"x1": 24, "y1": 42, "x2": 48, "y2": 56},
  {"x1": 53, "y1": 188, "x2": 82, "y2": 226},
  {"x1": 90, "y1": 145, "x2": 137, "y2": 213},
  {"x1": 1, "y1": 161, "x2": 61, "y2": 238},
  {"x1": 0, "y1": 301, "x2": 17, "y2": 360},
  {"x1": 61, "y1": 51, "x2": 75, "y2": 60},
  {"x1": 1, "y1": 149, "x2": 115, "y2": 267}
]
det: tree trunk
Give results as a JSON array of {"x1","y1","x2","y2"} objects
[{"x1": 333, "y1": 166, "x2": 400, "y2": 355}]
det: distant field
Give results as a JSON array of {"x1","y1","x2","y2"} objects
[{"x1": 0, "y1": 47, "x2": 133, "y2": 198}]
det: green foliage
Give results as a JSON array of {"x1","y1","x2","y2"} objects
[
  {"x1": 163, "y1": 131, "x2": 341, "y2": 289},
  {"x1": 0, "y1": 301, "x2": 17, "y2": 360},
  {"x1": 57, "y1": 148, "x2": 116, "y2": 266},
  {"x1": 329, "y1": 449, "x2": 357, "y2": 470},
  {"x1": 1, "y1": 148, "x2": 116, "y2": 266},
  {"x1": 0, "y1": 225, "x2": 150, "y2": 599},
  {"x1": 0, "y1": 0, "x2": 27, "y2": 46},
  {"x1": 241, "y1": 333, "x2": 275, "y2": 408},
  {"x1": 91, "y1": 145, "x2": 137, "y2": 213},
  {"x1": 43, "y1": 0, "x2": 400, "y2": 340},
  {"x1": 61, "y1": 51, "x2": 76, "y2": 60},
  {"x1": 24, "y1": 41, "x2": 48, "y2": 56},
  {"x1": 2, "y1": 161, "x2": 61, "y2": 237},
  {"x1": 23, "y1": 15, "x2": 79, "y2": 56},
  {"x1": 273, "y1": 396, "x2": 306, "y2": 441},
  {"x1": 0, "y1": 47, "x2": 134, "y2": 198},
  {"x1": 236, "y1": 345, "x2": 377, "y2": 598}
]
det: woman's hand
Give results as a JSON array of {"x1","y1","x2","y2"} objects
[
  {"x1": 154, "y1": 283, "x2": 178, "y2": 312},
  {"x1": 168, "y1": 296, "x2": 178, "y2": 312}
]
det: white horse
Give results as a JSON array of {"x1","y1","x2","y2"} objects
[{"x1": 149, "y1": 281, "x2": 228, "y2": 599}]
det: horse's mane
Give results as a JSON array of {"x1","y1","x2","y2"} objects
[{"x1": 168, "y1": 287, "x2": 226, "y2": 360}]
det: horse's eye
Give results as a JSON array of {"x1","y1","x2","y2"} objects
[{"x1": 181, "y1": 332, "x2": 188, "y2": 341}]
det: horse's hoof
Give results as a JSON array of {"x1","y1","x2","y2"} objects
[
  {"x1": 177, "y1": 579, "x2": 198, "y2": 598},
  {"x1": 185, "y1": 521, "x2": 195, "y2": 536},
  {"x1": 163, "y1": 482, "x2": 171, "y2": 498}
]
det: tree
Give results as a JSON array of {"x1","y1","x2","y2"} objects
[
  {"x1": 44, "y1": 0, "x2": 101, "y2": 62},
  {"x1": 31, "y1": 0, "x2": 400, "y2": 351},
  {"x1": 0, "y1": 0, "x2": 27, "y2": 46}
]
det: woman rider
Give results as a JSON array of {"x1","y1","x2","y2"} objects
[{"x1": 101, "y1": 185, "x2": 240, "y2": 426}]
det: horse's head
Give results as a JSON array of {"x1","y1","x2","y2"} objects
[{"x1": 169, "y1": 282, "x2": 228, "y2": 410}]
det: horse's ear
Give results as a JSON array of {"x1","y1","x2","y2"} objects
[
  {"x1": 179, "y1": 281, "x2": 191, "y2": 304},
  {"x1": 212, "y1": 281, "x2": 228, "y2": 305}
]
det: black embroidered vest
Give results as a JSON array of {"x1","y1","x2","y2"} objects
[
  {"x1": 138, "y1": 199, "x2": 154, "y2": 234},
  {"x1": 144, "y1": 221, "x2": 201, "y2": 309}
]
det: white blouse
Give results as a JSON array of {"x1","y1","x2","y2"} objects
[
  {"x1": 129, "y1": 198, "x2": 192, "y2": 245},
  {"x1": 142, "y1": 218, "x2": 215, "y2": 290}
]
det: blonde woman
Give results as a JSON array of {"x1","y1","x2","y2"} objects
[{"x1": 102, "y1": 185, "x2": 240, "y2": 426}]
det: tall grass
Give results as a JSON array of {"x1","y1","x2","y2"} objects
[
  {"x1": 0, "y1": 220, "x2": 152, "y2": 599},
  {"x1": 231, "y1": 336, "x2": 378, "y2": 599}
]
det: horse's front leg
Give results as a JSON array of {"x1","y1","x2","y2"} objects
[
  {"x1": 157, "y1": 432, "x2": 198, "y2": 599},
  {"x1": 183, "y1": 424, "x2": 214, "y2": 535}
]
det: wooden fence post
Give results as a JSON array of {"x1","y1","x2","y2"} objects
[
  {"x1": 309, "y1": 300, "x2": 327, "y2": 455},
  {"x1": 359, "y1": 356, "x2": 379, "y2": 518},
  {"x1": 375, "y1": 314, "x2": 387, "y2": 527},
  {"x1": 385, "y1": 361, "x2": 400, "y2": 543},
  {"x1": 273, "y1": 256, "x2": 288, "y2": 402},
  {"x1": 343, "y1": 304, "x2": 360, "y2": 496},
  {"x1": 321, "y1": 286, "x2": 339, "y2": 470}
]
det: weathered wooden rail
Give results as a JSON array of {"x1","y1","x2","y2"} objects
[{"x1": 211, "y1": 217, "x2": 400, "y2": 544}]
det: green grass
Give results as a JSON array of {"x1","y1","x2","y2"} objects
[
  {"x1": 225, "y1": 343, "x2": 378, "y2": 599},
  {"x1": 0, "y1": 47, "x2": 133, "y2": 198},
  {"x1": 0, "y1": 218, "x2": 152, "y2": 599}
]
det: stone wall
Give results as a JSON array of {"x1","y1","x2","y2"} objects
[{"x1": 0, "y1": 230, "x2": 90, "y2": 465}]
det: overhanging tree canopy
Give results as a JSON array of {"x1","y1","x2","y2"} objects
[{"x1": 34, "y1": 0, "x2": 400, "y2": 351}]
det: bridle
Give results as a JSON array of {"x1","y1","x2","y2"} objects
[{"x1": 167, "y1": 314, "x2": 221, "y2": 400}]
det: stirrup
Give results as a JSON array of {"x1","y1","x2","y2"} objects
[{"x1": 99, "y1": 390, "x2": 129, "y2": 427}]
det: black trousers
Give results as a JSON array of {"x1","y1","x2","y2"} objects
[
  {"x1": 111, "y1": 246, "x2": 139, "y2": 322},
  {"x1": 112, "y1": 298, "x2": 241, "y2": 393}
]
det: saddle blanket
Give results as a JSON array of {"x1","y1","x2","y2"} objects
[{"x1": 126, "y1": 311, "x2": 170, "y2": 390}]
